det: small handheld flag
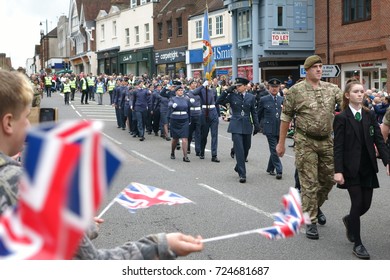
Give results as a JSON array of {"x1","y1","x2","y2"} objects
[{"x1": 98, "y1": 182, "x2": 193, "y2": 217}]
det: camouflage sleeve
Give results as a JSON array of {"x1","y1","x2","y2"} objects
[
  {"x1": 0, "y1": 159, "x2": 23, "y2": 215},
  {"x1": 280, "y1": 87, "x2": 295, "y2": 123},
  {"x1": 383, "y1": 108, "x2": 390, "y2": 126},
  {"x1": 74, "y1": 233, "x2": 176, "y2": 260}
]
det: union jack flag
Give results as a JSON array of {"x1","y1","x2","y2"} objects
[
  {"x1": 114, "y1": 182, "x2": 193, "y2": 213},
  {"x1": 0, "y1": 120, "x2": 122, "y2": 259},
  {"x1": 257, "y1": 188, "x2": 308, "y2": 240}
]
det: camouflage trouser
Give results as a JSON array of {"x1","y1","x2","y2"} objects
[
  {"x1": 32, "y1": 95, "x2": 41, "y2": 107},
  {"x1": 294, "y1": 132, "x2": 334, "y2": 223}
]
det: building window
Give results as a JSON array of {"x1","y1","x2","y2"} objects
[
  {"x1": 125, "y1": 28, "x2": 130, "y2": 45},
  {"x1": 176, "y1": 17, "x2": 183, "y2": 36},
  {"x1": 195, "y1": 20, "x2": 202, "y2": 39},
  {"x1": 238, "y1": 10, "x2": 250, "y2": 41},
  {"x1": 141, "y1": 0, "x2": 147, "y2": 4},
  {"x1": 167, "y1": 20, "x2": 172, "y2": 38},
  {"x1": 208, "y1": 17, "x2": 213, "y2": 37},
  {"x1": 158, "y1": 22, "x2": 163, "y2": 40},
  {"x1": 131, "y1": 0, "x2": 137, "y2": 8},
  {"x1": 343, "y1": 0, "x2": 371, "y2": 23},
  {"x1": 216, "y1": 15, "x2": 223, "y2": 35},
  {"x1": 135, "y1": 26, "x2": 139, "y2": 43},
  {"x1": 101, "y1": 24, "x2": 105, "y2": 41},
  {"x1": 145, "y1": 23, "x2": 150, "y2": 42},
  {"x1": 277, "y1": 6, "x2": 283, "y2": 27},
  {"x1": 113, "y1": 21, "x2": 117, "y2": 37}
]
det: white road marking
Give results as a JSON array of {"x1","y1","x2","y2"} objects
[
  {"x1": 198, "y1": 183, "x2": 273, "y2": 219},
  {"x1": 131, "y1": 150, "x2": 176, "y2": 172}
]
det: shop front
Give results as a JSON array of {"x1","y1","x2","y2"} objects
[
  {"x1": 97, "y1": 47, "x2": 119, "y2": 75},
  {"x1": 119, "y1": 48, "x2": 153, "y2": 77},
  {"x1": 154, "y1": 47, "x2": 186, "y2": 79},
  {"x1": 341, "y1": 60, "x2": 387, "y2": 91}
]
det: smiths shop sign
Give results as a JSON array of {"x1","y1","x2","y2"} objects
[
  {"x1": 155, "y1": 47, "x2": 186, "y2": 64},
  {"x1": 189, "y1": 44, "x2": 232, "y2": 63}
]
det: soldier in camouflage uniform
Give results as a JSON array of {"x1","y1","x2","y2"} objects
[
  {"x1": 31, "y1": 74, "x2": 43, "y2": 107},
  {"x1": 276, "y1": 55, "x2": 343, "y2": 240},
  {"x1": 0, "y1": 70, "x2": 203, "y2": 260}
]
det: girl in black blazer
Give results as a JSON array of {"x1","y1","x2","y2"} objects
[{"x1": 333, "y1": 80, "x2": 389, "y2": 260}]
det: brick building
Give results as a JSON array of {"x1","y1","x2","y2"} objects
[{"x1": 316, "y1": 0, "x2": 389, "y2": 91}]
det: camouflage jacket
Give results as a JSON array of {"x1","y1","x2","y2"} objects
[
  {"x1": 281, "y1": 80, "x2": 343, "y2": 137},
  {"x1": 383, "y1": 107, "x2": 390, "y2": 127},
  {"x1": 0, "y1": 153, "x2": 176, "y2": 260},
  {"x1": 0, "y1": 152, "x2": 22, "y2": 215}
]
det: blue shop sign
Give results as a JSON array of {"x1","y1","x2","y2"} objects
[{"x1": 189, "y1": 44, "x2": 232, "y2": 63}]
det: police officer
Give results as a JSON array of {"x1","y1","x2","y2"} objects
[
  {"x1": 276, "y1": 55, "x2": 343, "y2": 239},
  {"x1": 257, "y1": 78, "x2": 283, "y2": 179},
  {"x1": 217, "y1": 77, "x2": 260, "y2": 183}
]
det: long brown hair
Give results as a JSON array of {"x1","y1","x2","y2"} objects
[{"x1": 341, "y1": 80, "x2": 370, "y2": 112}]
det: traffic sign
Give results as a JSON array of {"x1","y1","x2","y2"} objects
[
  {"x1": 299, "y1": 64, "x2": 341, "y2": 78},
  {"x1": 322, "y1": 65, "x2": 340, "y2": 78}
]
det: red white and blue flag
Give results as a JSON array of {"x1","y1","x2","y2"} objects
[
  {"x1": 257, "y1": 188, "x2": 308, "y2": 240},
  {"x1": 114, "y1": 182, "x2": 193, "y2": 213},
  {"x1": 202, "y1": 7, "x2": 215, "y2": 80},
  {"x1": 0, "y1": 120, "x2": 122, "y2": 259}
]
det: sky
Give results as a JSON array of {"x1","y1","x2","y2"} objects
[{"x1": 0, "y1": 0, "x2": 70, "y2": 69}]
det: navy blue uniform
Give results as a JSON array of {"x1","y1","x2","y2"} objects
[
  {"x1": 132, "y1": 88, "x2": 152, "y2": 139},
  {"x1": 186, "y1": 88, "x2": 202, "y2": 155},
  {"x1": 168, "y1": 96, "x2": 191, "y2": 139},
  {"x1": 217, "y1": 89, "x2": 259, "y2": 180},
  {"x1": 258, "y1": 94, "x2": 283, "y2": 175},
  {"x1": 192, "y1": 85, "x2": 219, "y2": 159}
]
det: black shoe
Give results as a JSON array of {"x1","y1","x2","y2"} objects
[
  {"x1": 122, "y1": 128, "x2": 126, "y2": 130},
  {"x1": 170, "y1": 153, "x2": 175, "y2": 159},
  {"x1": 176, "y1": 145, "x2": 181, "y2": 150},
  {"x1": 342, "y1": 215, "x2": 354, "y2": 243},
  {"x1": 234, "y1": 166, "x2": 239, "y2": 173},
  {"x1": 317, "y1": 208, "x2": 326, "y2": 225},
  {"x1": 165, "y1": 137, "x2": 171, "y2": 141},
  {"x1": 245, "y1": 158, "x2": 248, "y2": 162},
  {"x1": 139, "y1": 137, "x2": 145, "y2": 141},
  {"x1": 154, "y1": 132, "x2": 159, "y2": 136},
  {"x1": 183, "y1": 157, "x2": 190, "y2": 162},
  {"x1": 195, "y1": 152, "x2": 200, "y2": 156},
  {"x1": 199, "y1": 154, "x2": 205, "y2": 159},
  {"x1": 211, "y1": 156, "x2": 220, "y2": 163},
  {"x1": 306, "y1": 224, "x2": 319, "y2": 240},
  {"x1": 353, "y1": 244, "x2": 370, "y2": 260},
  {"x1": 187, "y1": 149, "x2": 191, "y2": 154},
  {"x1": 230, "y1": 148, "x2": 235, "y2": 158},
  {"x1": 132, "y1": 134, "x2": 137, "y2": 137},
  {"x1": 268, "y1": 171, "x2": 276, "y2": 176},
  {"x1": 239, "y1": 177, "x2": 246, "y2": 183},
  {"x1": 85, "y1": 102, "x2": 89, "y2": 104},
  {"x1": 276, "y1": 173, "x2": 282, "y2": 180}
]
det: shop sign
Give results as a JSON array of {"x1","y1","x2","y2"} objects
[{"x1": 155, "y1": 47, "x2": 186, "y2": 64}]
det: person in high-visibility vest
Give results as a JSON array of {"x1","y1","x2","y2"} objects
[
  {"x1": 96, "y1": 77, "x2": 105, "y2": 105},
  {"x1": 69, "y1": 75, "x2": 77, "y2": 101},
  {"x1": 63, "y1": 78, "x2": 71, "y2": 105},
  {"x1": 79, "y1": 72, "x2": 88, "y2": 104},
  {"x1": 44, "y1": 74, "x2": 52, "y2": 97},
  {"x1": 107, "y1": 76, "x2": 116, "y2": 105},
  {"x1": 87, "y1": 73, "x2": 96, "y2": 101}
]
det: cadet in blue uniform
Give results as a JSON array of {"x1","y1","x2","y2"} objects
[
  {"x1": 217, "y1": 77, "x2": 260, "y2": 183},
  {"x1": 132, "y1": 81, "x2": 152, "y2": 141},
  {"x1": 193, "y1": 80, "x2": 220, "y2": 162},
  {"x1": 160, "y1": 83, "x2": 176, "y2": 141},
  {"x1": 258, "y1": 78, "x2": 284, "y2": 179},
  {"x1": 186, "y1": 80, "x2": 202, "y2": 156},
  {"x1": 168, "y1": 83, "x2": 191, "y2": 162}
]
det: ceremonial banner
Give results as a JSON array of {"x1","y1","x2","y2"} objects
[{"x1": 203, "y1": 8, "x2": 216, "y2": 80}]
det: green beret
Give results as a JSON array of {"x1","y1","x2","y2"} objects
[{"x1": 304, "y1": 55, "x2": 322, "y2": 70}]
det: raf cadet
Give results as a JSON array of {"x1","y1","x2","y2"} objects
[
  {"x1": 185, "y1": 80, "x2": 202, "y2": 156},
  {"x1": 216, "y1": 77, "x2": 260, "y2": 183},
  {"x1": 257, "y1": 78, "x2": 284, "y2": 179},
  {"x1": 276, "y1": 55, "x2": 343, "y2": 240},
  {"x1": 132, "y1": 80, "x2": 152, "y2": 141},
  {"x1": 159, "y1": 82, "x2": 176, "y2": 141},
  {"x1": 192, "y1": 80, "x2": 220, "y2": 162}
]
